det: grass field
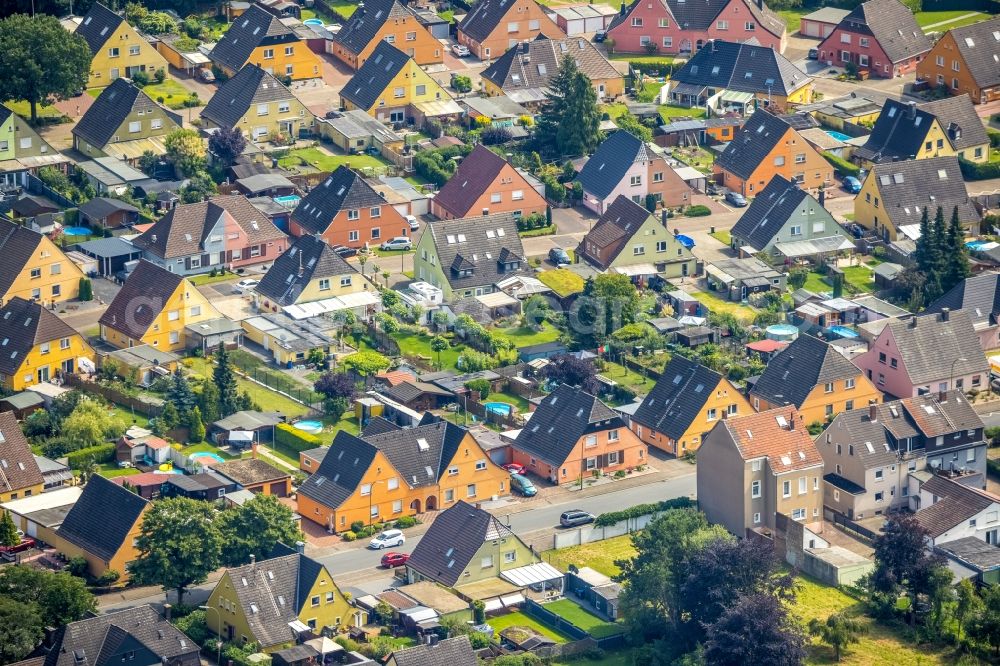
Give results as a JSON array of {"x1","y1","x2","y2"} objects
[
  {"x1": 914, "y1": 10, "x2": 989, "y2": 29},
  {"x1": 777, "y1": 8, "x2": 812, "y2": 32},
  {"x1": 4, "y1": 100, "x2": 65, "y2": 121},
  {"x1": 489, "y1": 611, "x2": 572, "y2": 643},
  {"x1": 394, "y1": 331, "x2": 467, "y2": 371},
  {"x1": 329, "y1": 0, "x2": 357, "y2": 16},
  {"x1": 543, "y1": 600, "x2": 623, "y2": 639},
  {"x1": 143, "y1": 79, "x2": 199, "y2": 110},
  {"x1": 186, "y1": 357, "x2": 311, "y2": 418},
  {"x1": 97, "y1": 462, "x2": 140, "y2": 479},
  {"x1": 608, "y1": 54, "x2": 677, "y2": 66},
  {"x1": 546, "y1": 535, "x2": 637, "y2": 576},
  {"x1": 710, "y1": 230, "x2": 732, "y2": 246},
  {"x1": 537, "y1": 269, "x2": 585, "y2": 297},
  {"x1": 497, "y1": 322, "x2": 561, "y2": 347},
  {"x1": 689, "y1": 288, "x2": 757, "y2": 322},
  {"x1": 188, "y1": 272, "x2": 237, "y2": 286},
  {"x1": 804, "y1": 263, "x2": 877, "y2": 295},
  {"x1": 278, "y1": 147, "x2": 389, "y2": 173},
  {"x1": 600, "y1": 360, "x2": 654, "y2": 396},
  {"x1": 660, "y1": 104, "x2": 706, "y2": 121}
]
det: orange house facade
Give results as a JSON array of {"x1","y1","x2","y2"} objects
[
  {"x1": 915, "y1": 21, "x2": 1000, "y2": 105},
  {"x1": 457, "y1": 0, "x2": 565, "y2": 61},
  {"x1": 430, "y1": 145, "x2": 547, "y2": 220},
  {"x1": 331, "y1": 0, "x2": 444, "y2": 69},
  {"x1": 512, "y1": 422, "x2": 647, "y2": 485}
]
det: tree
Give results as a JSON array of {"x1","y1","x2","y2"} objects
[
  {"x1": 213, "y1": 343, "x2": 240, "y2": 418},
  {"x1": 0, "y1": 597, "x2": 43, "y2": 665},
  {"x1": 0, "y1": 565, "x2": 96, "y2": 627},
  {"x1": 343, "y1": 350, "x2": 391, "y2": 378},
  {"x1": 179, "y1": 170, "x2": 217, "y2": 203},
  {"x1": 314, "y1": 372, "x2": 357, "y2": 401},
  {"x1": 614, "y1": 113, "x2": 653, "y2": 143},
  {"x1": 954, "y1": 578, "x2": 981, "y2": 642},
  {"x1": 157, "y1": 401, "x2": 180, "y2": 432},
  {"x1": 543, "y1": 353, "x2": 599, "y2": 394},
  {"x1": 208, "y1": 126, "x2": 247, "y2": 167},
  {"x1": 323, "y1": 396, "x2": 350, "y2": 422},
  {"x1": 580, "y1": 273, "x2": 641, "y2": 342},
  {"x1": 217, "y1": 494, "x2": 303, "y2": 568},
  {"x1": 168, "y1": 371, "x2": 197, "y2": 413},
  {"x1": 808, "y1": 613, "x2": 867, "y2": 661},
  {"x1": 430, "y1": 335, "x2": 448, "y2": 368},
  {"x1": 198, "y1": 381, "x2": 220, "y2": 425},
  {"x1": 62, "y1": 397, "x2": 127, "y2": 448},
  {"x1": 535, "y1": 54, "x2": 601, "y2": 158},
  {"x1": 164, "y1": 129, "x2": 207, "y2": 177},
  {"x1": 968, "y1": 583, "x2": 1000, "y2": 655},
  {"x1": 0, "y1": 510, "x2": 19, "y2": 547},
  {"x1": 130, "y1": 498, "x2": 222, "y2": 606},
  {"x1": 0, "y1": 14, "x2": 90, "y2": 123},
  {"x1": 943, "y1": 205, "x2": 971, "y2": 292},
  {"x1": 788, "y1": 267, "x2": 808, "y2": 290},
  {"x1": 704, "y1": 593, "x2": 806, "y2": 666},
  {"x1": 867, "y1": 514, "x2": 946, "y2": 612},
  {"x1": 187, "y1": 407, "x2": 206, "y2": 443},
  {"x1": 464, "y1": 378, "x2": 491, "y2": 400},
  {"x1": 78, "y1": 277, "x2": 93, "y2": 302}
]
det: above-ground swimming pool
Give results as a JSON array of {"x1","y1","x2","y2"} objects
[
  {"x1": 484, "y1": 402, "x2": 513, "y2": 416},
  {"x1": 62, "y1": 226, "x2": 91, "y2": 236},
  {"x1": 294, "y1": 420, "x2": 324, "y2": 434},
  {"x1": 828, "y1": 325, "x2": 859, "y2": 339},
  {"x1": 274, "y1": 195, "x2": 301, "y2": 209},
  {"x1": 191, "y1": 452, "x2": 226, "y2": 464},
  {"x1": 765, "y1": 324, "x2": 799, "y2": 342},
  {"x1": 825, "y1": 130, "x2": 852, "y2": 142},
  {"x1": 966, "y1": 240, "x2": 996, "y2": 251},
  {"x1": 303, "y1": 18, "x2": 324, "y2": 25}
]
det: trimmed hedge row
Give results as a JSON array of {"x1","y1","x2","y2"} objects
[
  {"x1": 822, "y1": 151, "x2": 861, "y2": 178},
  {"x1": 959, "y1": 157, "x2": 1000, "y2": 181},
  {"x1": 274, "y1": 422, "x2": 322, "y2": 453},
  {"x1": 594, "y1": 496, "x2": 696, "y2": 527},
  {"x1": 988, "y1": 457, "x2": 1000, "y2": 480},
  {"x1": 67, "y1": 443, "x2": 116, "y2": 470}
]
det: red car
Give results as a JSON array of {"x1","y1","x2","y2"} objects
[
  {"x1": 0, "y1": 538, "x2": 35, "y2": 560},
  {"x1": 381, "y1": 552, "x2": 410, "y2": 568},
  {"x1": 503, "y1": 463, "x2": 526, "y2": 475}
]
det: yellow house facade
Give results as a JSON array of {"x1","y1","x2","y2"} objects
[
  {"x1": 0, "y1": 297, "x2": 95, "y2": 392},
  {"x1": 209, "y1": 5, "x2": 322, "y2": 81},
  {"x1": 201, "y1": 65, "x2": 315, "y2": 143},
  {"x1": 340, "y1": 41, "x2": 450, "y2": 121},
  {"x1": 0, "y1": 217, "x2": 85, "y2": 307},
  {"x1": 75, "y1": 3, "x2": 168, "y2": 89}
]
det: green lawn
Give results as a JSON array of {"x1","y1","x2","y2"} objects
[
  {"x1": 394, "y1": 331, "x2": 467, "y2": 371},
  {"x1": 300, "y1": 8, "x2": 317, "y2": 19},
  {"x1": 437, "y1": 9, "x2": 455, "y2": 22},
  {"x1": 636, "y1": 79, "x2": 664, "y2": 103},
  {"x1": 659, "y1": 104, "x2": 707, "y2": 121},
  {"x1": 189, "y1": 272, "x2": 238, "y2": 286},
  {"x1": 689, "y1": 288, "x2": 758, "y2": 322},
  {"x1": 710, "y1": 230, "x2": 732, "y2": 246},
  {"x1": 554, "y1": 650, "x2": 634, "y2": 666},
  {"x1": 97, "y1": 462, "x2": 140, "y2": 479},
  {"x1": 914, "y1": 10, "x2": 989, "y2": 29},
  {"x1": 669, "y1": 146, "x2": 714, "y2": 173},
  {"x1": 608, "y1": 54, "x2": 676, "y2": 66},
  {"x1": 537, "y1": 269, "x2": 585, "y2": 297},
  {"x1": 777, "y1": 8, "x2": 812, "y2": 32},
  {"x1": 543, "y1": 600, "x2": 623, "y2": 639},
  {"x1": 142, "y1": 79, "x2": 199, "y2": 110},
  {"x1": 545, "y1": 535, "x2": 636, "y2": 577},
  {"x1": 599, "y1": 361, "x2": 654, "y2": 396},
  {"x1": 485, "y1": 390, "x2": 531, "y2": 412},
  {"x1": 803, "y1": 264, "x2": 876, "y2": 295},
  {"x1": 497, "y1": 322, "x2": 561, "y2": 347},
  {"x1": 278, "y1": 147, "x2": 389, "y2": 173},
  {"x1": 489, "y1": 611, "x2": 572, "y2": 643},
  {"x1": 178, "y1": 442, "x2": 241, "y2": 460},
  {"x1": 329, "y1": 0, "x2": 357, "y2": 16},
  {"x1": 185, "y1": 358, "x2": 311, "y2": 418},
  {"x1": 4, "y1": 100, "x2": 66, "y2": 121}
]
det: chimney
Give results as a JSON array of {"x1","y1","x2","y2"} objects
[
  {"x1": 620, "y1": 1, "x2": 626, "y2": 15},
  {"x1": 250, "y1": 554, "x2": 256, "y2": 567},
  {"x1": 251, "y1": 441, "x2": 259, "y2": 459},
  {"x1": 818, "y1": 188, "x2": 826, "y2": 208},
  {"x1": 661, "y1": 209, "x2": 667, "y2": 226},
  {"x1": 788, "y1": 412, "x2": 795, "y2": 431},
  {"x1": 948, "y1": 122, "x2": 962, "y2": 141},
  {"x1": 295, "y1": 540, "x2": 305, "y2": 554},
  {"x1": 907, "y1": 101, "x2": 917, "y2": 118},
  {"x1": 521, "y1": 41, "x2": 529, "y2": 54},
  {"x1": 868, "y1": 400, "x2": 877, "y2": 422},
  {"x1": 941, "y1": 307, "x2": 950, "y2": 322},
  {"x1": 909, "y1": 316, "x2": 918, "y2": 328},
  {"x1": 163, "y1": 604, "x2": 172, "y2": 621}
]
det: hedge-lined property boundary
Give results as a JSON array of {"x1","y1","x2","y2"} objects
[
  {"x1": 594, "y1": 496, "x2": 696, "y2": 527},
  {"x1": 274, "y1": 422, "x2": 322, "y2": 453}
]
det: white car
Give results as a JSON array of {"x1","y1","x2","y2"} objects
[
  {"x1": 233, "y1": 278, "x2": 260, "y2": 294},
  {"x1": 369, "y1": 529, "x2": 405, "y2": 549},
  {"x1": 406, "y1": 214, "x2": 420, "y2": 231},
  {"x1": 380, "y1": 237, "x2": 412, "y2": 251},
  {"x1": 451, "y1": 44, "x2": 470, "y2": 57}
]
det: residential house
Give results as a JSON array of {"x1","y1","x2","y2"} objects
[
  {"x1": 380, "y1": 381, "x2": 455, "y2": 412},
  {"x1": 75, "y1": 2, "x2": 168, "y2": 88},
  {"x1": 0, "y1": 411, "x2": 44, "y2": 502},
  {"x1": 630, "y1": 355, "x2": 751, "y2": 456},
  {"x1": 729, "y1": 174, "x2": 853, "y2": 261},
  {"x1": 78, "y1": 196, "x2": 141, "y2": 230},
  {"x1": 854, "y1": 309, "x2": 989, "y2": 398},
  {"x1": 854, "y1": 97, "x2": 990, "y2": 166},
  {"x1": 705, "y1": 256, "x2": 786, "y2": 300},
  {"x1": 697, "y1": 406, "x2": 825, "y2": 535},
  {"x1": 431, "y1": 145, "x2": 546, "y2": 220},
  {"x1": 575, "y1": 194, "x2": 696, "y2": 279},
  {"x1": 0, "y1": 106, "x2": 66, "y2": 186},
  {"x1": 413, "y1": 213, "x2": 526, "y2": 299},
  {"x1": 604, "y1": 0, "x2": 787, "y2": 56},
  {"x1": 925, "y1": 273, "x2": 1000, "y2": 352},
  {"x1": 819, "y1": 392, "x2": 987, "y2": 520},
  {"x1": 387, "y1": 636, "x2": 476, "y2": 666},
  {"x1": 913, "y1": 475, "x2": 1000, "y2": 547},
  {"x1": 8, "y1": 605, "x2": 200, "y2": 666},
  {"x1": 405, "y1": 499, "x2": 539, "y2": 586},
  {"x1": 916, "y1": 16, "x2": 1000, "y2": 105},
  {"x1": 316, "y1": 110, "x2": 405, "y2": 154},
  {"x1": 816, "y1": 0, "x2": 931, "y2": 78},
  {"x1": 577, "y1": 130, "x2": 692, "y2": 214},
  {"x1": 751, "y1": 333, "x2": 881, "y2": 426},
  {"x1": 255, "y1": 234, "x2": 373, "y2": 313},
  {"x1": 211, "y1": 411, "x2": 286, "y2": 447},
  {"x1": 114, "y1": 472, "x2": 170, "y2": 500},
  {"x1": 205, "y1": 545, "x2": 359, "y2": 650},
  {"x1": 330, "y1": 0, "x2": 443, "y2": 69},
  {"x1": 72, "y1": 78, "x2": 182, "y2": 161},
  {"x1": 713, "y1": 109, "x2": 832, "y2": 196},
  {"x1": 480, "y1": 36, "x2": 623, "y2": 106},
  {"x1": 799, "y1": 7, "x2": 851, "y2": 38},
  {"x1": 201, "y1": 64, "x2": 315, "y2": 143},
  {"x1": 131, "y1": 194, "x2": 287, "y2": 275},
  {"x1": 667, "y1": 40, "x2": 813, "y2": 112},
  {"x1": 289, "y1": 166, "x2": 408, "y2": 248},
  {"x1": 240, "y1": 314, "x2": 338, "y2": 366},
  {"x1": 162, "y1": 472, "x2": 239, "y2": 500},
  {"x1": 99, "y1": 260, "x2": 221, "y2": 351},
  {"x1": 297, "y1": 419, "x2": 509, "y2": 531},
  {"x1": 53, "y1": 474, "x2": 149, "y2": 581},
  {"x1": 339, "y1": 41, "x2": 452, "y2": 123},
  {"x1": 853, "y1": 156, "x2": 981, "y2": 242},
  {"x1": 511, "y1": 384, "x2": 647, "y2": 484},
  {"x1": 0, "y1": 297, "x2": 95, "y2": 391},
  {"x1": 209, "y1": 5, "x2": 322, "y2": 80},
  {"x1": 457, "y1": 0, "x2": 564, "y2": 60},
  {"x1": 213, "y1": 458, "x2": 292, "y2": 496},
  {"x1": 0, "y1": 215, "x2": 86, "y2": 307}
]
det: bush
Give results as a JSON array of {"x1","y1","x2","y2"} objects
[
  {"x1": 683, "y1": 204, "x2": 711, "y2": 217},
  {"x1": 822, "y1": 151, "x2": 860, "y2": 177},
  {"x1": 959, "y1": 157, "x2": 1000, "y2": 181},
  {"x1": 394, "y1": 515, "x2": 417, "y2": 528},
  {"x1": 342, "y1": 531, "x2": 357, "y2": 542},
  {"x1": 274, "y1": 422, "x2": 322, "y2": 453},
  {"x1": 593, "y1": 496, "x2": 695, "y2": 527},
  {"x1": 66, "y1": 443, "x2": 115, "y2": 470},
  {"x1": 985, "y1": 426, "x2": 1000, "y2": 446},
  {"x1": 131, "y1": 70, "x2": 150, "y2": 87},
  {"x1": 988, "y1": 128, "x2": 1000, "y2": 148},
  {"x1": 627, "y1": 59, "x2": 674, "y2": 76}
]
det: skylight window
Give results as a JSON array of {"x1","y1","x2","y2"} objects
[
  {"x1": 892, "y1": 173, "x2": 904, "y2": 184},
  {"x1": 965, "y1": 37, "x2": 975, "y2": 47},
  {"x1": 937, "y1": 169, "x2": 947, "y2": 179},
  {"x1": 711, "y1": 66, "x2": 720, "y2": 75},
  {"x1": 417, "y1": 438, "x2": 429, "y2": 451}
]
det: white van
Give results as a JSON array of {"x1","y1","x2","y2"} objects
[{"x1": 406, "y1": 215, "x2": 420, "y2": 231}]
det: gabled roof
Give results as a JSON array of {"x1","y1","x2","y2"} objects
[
  {"x1": 72, "y1": 78, "x2": 175, "y2": 150},
  {"x1": 0, "y1": 410, "x2": 44, "y2": 494},
  {"x1": 828, "y1": 0, "x2": 931, "y2": 63},
  {"x1": 751, "y1": 333, "x2": 864, "y2": 408},
  {"x1": 944, "y1": 16, "x2": 1000, "y2": 90},
  {"x1": 423, "y1": 213, "x2": 526, "y2": 291},
  {"x1": 383, "y1": 380, "x2": 454, "y2": 405},
  {"x1": 363, "y1": 420, "x2": 467, "y2": 490},
  {"x1": 824, "y1": 403, "x2": 900, "y2": 468},
  {"x1": 340, "y1": 41, "x2": 409, "y2": 111},
  {"x1": 56, "y1": 475, "x2": 148, "y2": 561},
  {"x1": 481, "y1": 35, "x2": 620, "y2": 92},
  {"x1": 132, "y1": 194, "x2": 285, "y2": 259},
  {"x1": 917, "y1": 96, "x2": 990, "y2": 152},
  {"x1": 78, "y1": 197, "x2": 140, "y2": 220},
  {"x1": 580, "y1": 195, "x2": 659, "y2": 269},
  {"x1": 513, "y1": 384, "x2": 620, "y2": 466},
  {"x1": 0, "y1": 297, "x2": 81, "y2": 376},
  {"x1": 210, "y1": 5, "x2": 298, "y2": 73},
  {"x1": 406, "y1": 500, "x2": 517, "y2": 586},
  {"x1": 98, "y1": 260, "x2": 184, "y2": 340},
  {"x1": 916, "y1": 475, "x2": 999, "y2": 538},
  {"x1": 719, "y1": 406, "x2": 823, "y2": 471},
  {"x1": 75, "y1": 2, "x2": 125, "y2": 54},
  {"x1": 432, "y1": 145, "x2": 514, "y2": 218},
  {"x1": 925, "y1": 273, "x2": 1000, "y2": 330},
  {"x1": 297, "y1": 430, "x2": 378, "y2": 509},
  {"x1": 202, "y1": 64, "x2": 296, "y2": 130},
  {"x1": 867, "y1": 156, "x2": 980, "y2": 227},
  {"x1": 632, "y1": 355, "x2": 725, "y2": 441},
  {"x1": 730, "y1": 175, "x2": 819, "y2": 251},
  {"x1": 857, "y1": 97, "x2": 989, "y2": 162},
  {"x1": 459, "y1": 0, "x2": 556, "y2": 43},
  {"x1": 671, "y1": 40, "x2": 810, "y2": 97},
  {"x1": 331, "y1": 0, "x2": 421, "y2": 55},
  {"x1": 609, "y1": 0, "x2": 784, "y2": 40},
  {"x1": 255, "y1": 234, "x2": 360, "y2": 306},
  {"x1": 900, "y1": 390, "x2": 982, "y2": 438},
  {"x1": 877, "y1": 310, "x2": 988, "y2": 385},
  {"x1": 290, "y1": 166, "x2": 388, "y2": 235},
  {"x1": 390, "y1": 636, "x2": 476, "y2": 666},
  {"x1": 715, "y1": 110, "x2": 795, "y2": 181},
  {"x1": 0, "y1": 216, "x2": 45, "y2": 299},
  {"x1": 577, "y1": 131, "x2": 651, "y2": 200}
]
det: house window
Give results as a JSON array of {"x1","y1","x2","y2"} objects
[
  {"x1": 529, "y1": 19, "x2": 539, "y2": 29},
  {"x1": 789, "y1": 225, "x2": 802, "y2": 236},
  {"x1": 798, "y1": 477, "x2": 807, "y2": 494},
  {"x1": 319, "y1": 279, "x2": 331, "y2": 291},
  {"x1": 347, "y1": 209, "x2": 360, "y2": 221},
  {"x1": 39, "y1": 342, "x2": 50, "y2": 355},
  {"x1": 285, "y1": 46, "x2": 294, "y2": 56},
  {"x1": 745, "y1": 21, "x2": 755, "y2": 30},
  {"x1": 585, "y1": 457, "x2": 597, "y2": 471},
  {"x1": 753, "y1": 512, "x2": 761, "y2": 524},
  {"x1": 791, "y1": 508, "x2": 806, "y2": 520},
  {"x1": 370, "y1": 206, "x2": 381, "y2": 218},
  {"x1": 278, "y1": 102, "x2": 290, "y2": 114},
  {"x1": 108, "y1": 47, "x2": 120, "y2": 57},
  {"x1": 257, "y1": 103, "x2": 269, "y2": 116},
  {"x1": 392, "y1": 500, "x2": 402, "y2": 513},
  {"x1": 585, "y1": 435, "x2": 597, "y2": 448},
  {"x1": 60, "y1": 337, "x2": 71, "y2": 350},
  {"x1": 846, "y1": 400, "x2": 854, "y2": 411},
  {"x1": 30, "y1": 268, "x2": 41, "y2": 279},
  {"x1": 633, "y1": 245, "x2": 645, "y2": 256},
  {"x1": 340, "y1": 276, "x2": 352, "y2": 287},
  {"x1": 631, "y1": 17, "x2": 643, "y2": 26},
  {"x1": 507, "y1": 22, "x2": 519, "y2": 32},
  {"x1": 415, "y1": 84, "x2": 426, "y2": 96},
  {"x1": 875, "y1": 491, "x2": 884, "y2": 503},
  {"x1": 875, "y1": 469, "x2": 883, "y2": 481},
  {"x1": 845, "y1": 378, "x2": 855, "y2": 389},
  {"x1": 263, "y1": 49, "x2": 274, "y2": 59},
  {"x1": 168, "y1": 310, "x2": 180, "y2": 321},
  {"x1": 504, "y1": 551, "x2": 517, "y2": 563},
  {"x1": 512, "y1": 190, "x2": 524, "y2": 201},
  {"x1": 444, "y1": 488, "x2": 454, "y2": 502},
  {"x1": 360, "y1": 483, "x2": 372, "y2": 496},
  {"x1": 129, "y1": 121, "x2": 141, "y2": 133},
  {"x1": 129, "y1": 45, "x2": 140, "y2": 56},
  {"x1": 716, "y1": 20, "x2": 728, "y2": 29},
  {"x1": 751, "y1": 460, "x2": 762, "y2": 472},
  {"x1": 371, "y1": 228, "x2": 381, "y2": 239},
  {"x1": 630, "y1": 175, "x2": 641, "y2": 186},
  {"x1": 609, "y1": 451, "x2": 620, "y2": 465},
  {"x1": 967, "y1": 448, "x2": 976, "y2": 462},
  {"x1": 151, "y1": 118, "x2": 162, "y2": 130},
  {"x1": 475, "y1": 459, "x2": 487, "y2": 470},
  {"x1": 608, "y1": 430, "x2": 619, "y2": 441},
  {"x1": 349, "y1": 230, "x2": 359, "y2": 242},
  {"x1": 656, "y1": 241, "x2": 667, "y2": 252},
  {"x1": 840, "y1": 33, "x2": 851, "y2": 44},
  {"x1": 707, "y1": 408, "x2": 718, "y2": 421},
  {"x1": 658, "y1": 18, "x2": 669, "y2": 27},
  {"x1": 663, "y1": 37, "x2": 672, "y2": 47},
  {"x1": 795, "y1": 153, "x2": 806, "y2": 164},
  {"x1": 481, "y1": 555, "x2": 494, "y2": 568},
  {"x1": 751, "y1": 480, "x2": 761, "y2": 498},
  {"x1": 190, "y1": 305, "x2": 201, "y2": 316},
  {"x1": 393, "y1": 87, "x2": 405, "y2": 98},
  {"x1": 859, "y1": 37, "x2": 869, "y2": 47},
  {"x1": 490, "y1": 192, "x2": 502, "y2": 204},
  {"x1": 782, "y1": 480, "x2": 791, "y2": 497},
  {"x1": 467, "y1": 484, "x2": 476, "y2": 497}
]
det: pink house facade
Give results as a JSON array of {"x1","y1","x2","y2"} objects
[
  {"x1": 816, "y1": 28, "x2": 923, "y2": 78},
  {"x1": 815, "y1": 0, "x2": 930, "y2": 79},
  {"x1": 605, "y1": 0, "x2": 786, "y2": 55}
]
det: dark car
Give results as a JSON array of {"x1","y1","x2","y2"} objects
[
  {"x1": 842, "y1": 176, "x2": 862, "y2": 193},
  {"x1": 380, "y1": 552, "x2": 410, "y2": 568},
  {"x1": 510, "y1": 473, "x2": 537, "y2": 497},
  {"x1": 548, "y1": 247, "x2": 570, "y2": 266},
  {"x1": 559, "y1": 510, "x2": 595, "y2": 528},
  {"x1": 332, "y1": 245, "x2": 358, "y2": 258},
  {"x1": 593, "y1": 31, "x2": 607, "y2": 43},
  {"x1": 808, "y1": 48, "x2": 819, "y2": 60},
  {"x1": 725, "y1": 191, "x2": 748, "y2": 207}
]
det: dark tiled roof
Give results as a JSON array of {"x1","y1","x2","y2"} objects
[
  {"x1": 823, "y1": 404, "x2": 901, "y2": 468},
  {"x1": 579, "y1": 195, "x2": 659, "y2": 269},
  {"x1": 75, "y1": 2, "x2": 124, "y2": 54},
  {"x1": 383, "y1": 380, "x2": 454, "y2": 405},
  {"x1": 0, "y1": 297, "x2": 80, "y2": 376},
  {"x1": 751, "y1": 333, "x2": 863, "y2": 409},
  {"x1": 362, "y1": 416, "x2": 402, "y2": 437},
  {"x1": 340, "y1": 41, "x2": 409, "y2": 111},
  {"x1": 210, "y1": 5, "x2": 297, "y2": 73},
  {"x1": 131, "y1": 194, "x2": 285, "y2": 259},
  {"x1": 715, "y1": 110, "x2": 794, "y2": 181},
  {"x1": 513, "y1": 384, "x2": 621, "y2": 466},
  {"x1": 73, "y1": 78, "x2": 175, "y2": 150},
  {"x1": 925, "y1": 273, "x2": 1000, "y2": 330},
  {"x1": 824, "y1": 473, "x2": 867, "y2": 495},
  {"x1": 459, "y1": 0, "x2": 558, "y2": 43},
  {"x1": 827, "y1": 0, "x2": 931, "y2": 63},
  {"x1": 867, "y1": 156, "x2": 980, "y2": 230},
  {"x1": 390, "y1": 636, "x2": 476, "y2": 666},
  {"x1": 916, "y1": 475, "x2": 998, "y2": 538},
  {"x1": 214, "y1": 458, "x2": 289, "y2": 486},
  {"x1": 78, "y1": 197, "x2": 139, "y2": 219},
  {"x1": 406, "y1": 500, "x2": 516, "y2": 586},
  {"x1": 632, "y1": 356, "x2": 725, "y2": 441},
  {"x1": 609, "y1": 0, "x2": 784, "y2": 40},
  {"x1": 481, "y1": 35, "x2": 619, "y2": 92},
  {"x1": 57, "y1": 475, "x2": 148, "y2": 561},
  {"x1": 364, "y1": 420, "x2": 466, "y2": 490},
  {"x1": 202, "y1": 64, "x2": 296, "y2": 129},
  {"x1": 882, "y1": 310, "x2": 988, "y2": 385},
  {"x1": 729, "y1": 175, "x2": 814, "y2": 251},
  {"x1": 670, "y1": 40, "x2": 810, "y2": 97},
  {"x1": 936, "y1": 536, "x2": 1000, "y2": 571},
  {"x1": 255, "y1": 234, "x2": 360, "y2": 306},
  {"x1": 424, "y1": 213, "x2": 526, "y2": 291},
  {"x1": 918, "y1": 96, "x2": 990, "y2": 152},
  {"x1": 331, "y1": 0, "x2": 420, "y2": 55},
  {"x1": 432, "y1": 145, "x2": 510, "y2": 218},
  {"x1": 290, "y1": 166, "x2": 388, "y2": 235},
  {"x1": 857, "y1": 97, "x2": 988, "y2": 163},
  {"x1": 577, "y1": 131, "x2": 649, "y2": 201},
  {"x1": 297, "y1": 430, "x2": 378, "y2": 509},
  {"x1": 98, "y1": 260, "x2": 183, "y2": 340},
  {"x1": 945, "y1": 16, "x2": 1000, "y2": 90},
  {"x1": 0, "y1": 217, "x2": 44, "y2": 300},
  {"x1": 721, "y1": 406, "x2": 824, "y2": 471},
  {"x1": 0, "y1": 410, "x2": 44, "y2": 493}
]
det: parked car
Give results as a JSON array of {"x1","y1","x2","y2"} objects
[
  {"x1": 199, "y1": 68, "x2": 216, "y2": 82},
  {"x1": 369, "y1": 529, "x2": 405, "y2": 549},
  {"x1": 451, "y1": 44, "x2": 470, "y2": 57},
  {"x1": 503, "y1": 463, "x2": 526, "y2": 475},
  {"x1": 706, "y1": 183, "x2": 721, "y2": 196},
  {"x1": 332, "y1": 245, "x2": 358, "y2": 258},
  {"x1": 725, "y1": 191, "x2": 748, "y2": 207},
  {"x1": 233, "y1": 278, "x2": 260, "y2": 294},
  {"x1": 510, "y1": 473, "x2": 537, "y2": 497},
  {"x1": 117, "y1": 460, "x2": 133, "y2": 469},
  {"x1": 406, "y1": 215, "x2": 420, "y2": 231},
  {"x1": 848, "y1": 223, "x2": 865, "y2": 239},
  {"x1": 380, "y1": 237, "x2": 412, "y2": 251},
  {"x1": 560, "y1": 510, "x2": 595, "y2": 528},
  {"x1": 808, "y1": 48, "x2": 819, "y2": 60},
  {"x1": 380, "y1": 552, "x2": 410, "y2": 568},
  {"x1": 593, "y1": 31, "x2": 607, "y2": 43},
  {"x1": 0, "y1": 538, "x2": 36, "y2": 560},
  {"x1": 548, "y1": 247, "x2": 570, "y2": 266},
  {"x1": 842, "y1": 176, "x2": 862, "y2": 193}
]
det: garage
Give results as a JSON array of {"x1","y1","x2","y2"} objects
[
  {"x1": 799, "y1": 7, "x2": 849, "y2": 38},
  {"x1": 269, "y1": 481, "x2": 288, "y2": 497}
]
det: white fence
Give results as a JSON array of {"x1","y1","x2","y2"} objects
[{"x1": 551, "y1": 513, "x2": 659, "y2": 550}]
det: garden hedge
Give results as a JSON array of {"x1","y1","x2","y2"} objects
[
  {"x1": 959, "y1": 157, "x2": 1000, "y2": 181},
  {"x1": 66, "y1": 443, "x2": 116, "y2": 469},
  {"x1": 594, "y1": 496, "x2": 695, "y2": 527},
  {"x1": 821, "y1": 151, "x2": 861, "y2": 178},
  {"x1": 274, "y1": 422, "x2": 322, "y2": 453}
]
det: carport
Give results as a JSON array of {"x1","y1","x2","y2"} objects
[
  {"x1": 74, "y1": 237, "x2": 144, "y2": 276},
  {"x1": 500, "y1": 562, "x2": 565, "y2": 597}
]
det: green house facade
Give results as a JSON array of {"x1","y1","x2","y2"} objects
[
  {"x1": 0, "y1": 107, "x2": 68, "y2": 185},
  {"x1": 72, "y1": 78, "x2": 182, "y2": 161}
]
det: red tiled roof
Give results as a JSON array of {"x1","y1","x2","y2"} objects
[
  {"x1": 722, "y1": 406, "x2": 823, "y2": 472},
  {"x1": 113, "y1": 472, "x2": 172, "y2": 487},
  {"x1": 746, "y1": 339, "x2": 788, "y2": 353}
]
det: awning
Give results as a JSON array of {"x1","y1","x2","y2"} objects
[
  {"x1": 500, "y1": 562, "x2": 564, "y2": 587},
  {"x1": 112, "y1": 136, "x2": 169, "y2": 160},
  {"x1": 229, "y1": 430, "x2": 254, "y2": 443},
  {"x1": 705, "y1": 264, "x2": 735, "y2": 284},
  {"x1": 720, "y1": 90, "x2": 755, "y2": 104},
  {"x1": 282, "y1": 291, "x2": 380, "y2": 319},
  {"x1": 774, "y1": 236, "x2": 855, "y2": 258},
  {"x1": 412, "y1": 99, "x2": 463, "y2": 117},
  {"x1": 398, "y1": 606, "x2": 438, "y2": 623},
  {"x1": 670, "y1": 82, "x2": 707, "y2": 97},
  {"x1": 483, "y1": 598, "x2": 504, "y2": 612},
  {"x1": 476, "y1": 291, "x2": 519, "y2": 309},
  {"x1": 500, "y1": 593, "x2": 526, "y2": 607},
  {"x1": 672, "y1": 166, "x2": 705, "y2": 182},
  {"x1": 613, "y1": 263, "x2": 658, "y2": 277}
]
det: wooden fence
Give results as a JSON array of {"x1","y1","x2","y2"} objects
[{"x1": 63, "y1": 374, "x2": 163, "y2": 417}]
